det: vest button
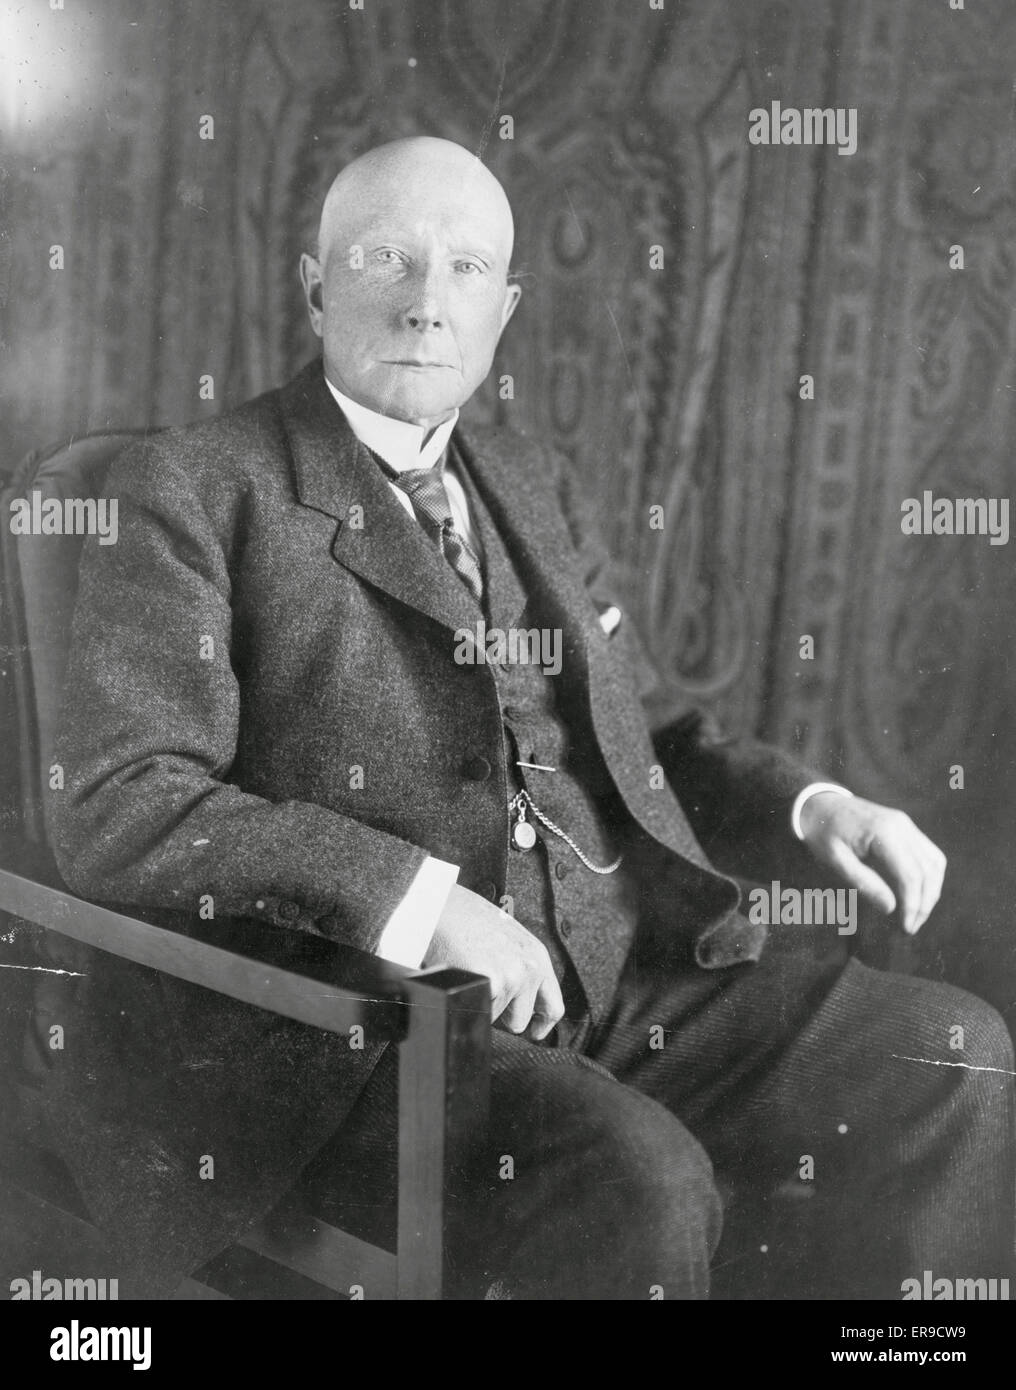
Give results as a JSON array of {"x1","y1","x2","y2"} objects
[
  {"x1": 279, "y1": 900, "x2": 301, "y2": 921},
  {"x1": 554, "y1": 862, "x2": 570, "y2": 881},
  {"x1": 559, "y1": 918, "x2": 572, "y2": 939},
  {"x1": 462, "y1": 754, "x2": 492, "y2": 782}
]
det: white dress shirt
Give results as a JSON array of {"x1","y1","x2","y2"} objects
[{"x1": 323, "y1": 371, "x2": 851, "y2": 967}]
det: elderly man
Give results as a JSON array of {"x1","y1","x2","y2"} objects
[{"x1": 51, "y1": 137, "x2": 1013, "y2": 1300}]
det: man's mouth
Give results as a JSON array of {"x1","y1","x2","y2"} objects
[{"x1": 384, "y1": 359, "x2": 453, "y2": 369}]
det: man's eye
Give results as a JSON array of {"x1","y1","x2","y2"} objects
[
  {"x1": 455, "y1": 260, "x2": 483, "y2": 274},
  {"x1": 375, "y1": 249, "x2": 404, "y2": 264}
]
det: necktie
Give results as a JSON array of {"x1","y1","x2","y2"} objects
[{"x1": 378, "y1": 451, "x2": 484, "y2": 604}]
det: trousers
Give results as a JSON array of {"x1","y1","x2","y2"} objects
[{"x1": 298, "y1": 925, "x2": 1015, "y2": 1300}]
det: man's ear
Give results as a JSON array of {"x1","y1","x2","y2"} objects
[
  {"x1": 500, "y1": 280, "x2": 522, "y2": 331},
  {"x1": 299, "y1": 253, "x2": 325, "y2": 337}
]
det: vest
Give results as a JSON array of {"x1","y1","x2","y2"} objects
[{"x1": 453, "y1": 444, "x2": 646, "y2": 1026}]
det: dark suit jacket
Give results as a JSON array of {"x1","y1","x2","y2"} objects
[{"x1": 46, "y1": 359, "x2": 823, "y2": 1293}]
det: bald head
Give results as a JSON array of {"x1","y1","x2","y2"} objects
[
  {"x1": 317, "y1": 137, "x2": 516, "y2": 273},
  {"x1": 300, "y1": 137, "x2": 521, "y2": 427}
]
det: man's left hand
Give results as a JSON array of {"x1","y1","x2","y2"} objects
[{"x1": 798, "y1": 792, "x2": 947, "y2": 934}]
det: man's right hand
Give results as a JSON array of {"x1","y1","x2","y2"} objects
[{"x1": 424, "y1": 884, "x2": 565, "y2": 1041}]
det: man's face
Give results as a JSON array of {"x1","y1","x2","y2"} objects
[{"x1": 300, "y1": 166, "x2": 521, "y2": 428}]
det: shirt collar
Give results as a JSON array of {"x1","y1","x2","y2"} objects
[{"x1": 324, "y1": 372, "x2": 459, "y2": 474}]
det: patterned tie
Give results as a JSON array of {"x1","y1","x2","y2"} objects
[{"x1": 376, "y1": 450, "x2": 484, "y2": 604}]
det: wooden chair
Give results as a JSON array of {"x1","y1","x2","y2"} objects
[{"x1": 0, "y1": 433, "x2": 491, "y2": 1300}]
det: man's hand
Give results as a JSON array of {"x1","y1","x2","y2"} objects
[
  {"x1": 799, "y1": 792, "x2": 947, "y2": 934},
  {"x1": 424, "y1": 884, "x2": 565, "y2": 1040}
]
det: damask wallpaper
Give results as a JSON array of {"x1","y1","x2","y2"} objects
[{"x1": 1, "y1": 0, "x2": 1013, "y2": 1015}]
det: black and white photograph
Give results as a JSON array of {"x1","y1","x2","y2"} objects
[{"x1": 0, "y1": 0, "x2": 1013, "y2": 1353}]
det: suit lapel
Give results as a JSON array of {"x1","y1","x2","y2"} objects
[
  {"x1": 452, "y1": 423, "x2": 599, "y2": 656},
  {"x1": 279, "y1": 362, "x2": 481, "y2": 636},
  {"x1": 456, "y1": 421, "x2": 707, "y2": 865}
]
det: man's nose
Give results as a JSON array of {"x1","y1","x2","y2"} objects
[{"x1": 402, "y1": 266, "x2": 444, "y2": 331}]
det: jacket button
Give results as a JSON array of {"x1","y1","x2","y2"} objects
[
  {"x1": 462, "y1": 754, "x2": 492, "y2": 782},
  {"x1": 279, "y1": 900, "x2": 300, "y2": 921},
  {"x1": 559, "y1": 918, "x2": 572, "y2": 940},
  {"x1": 554, "y1": 862, "x2": 570, "y2": 881},
  {"x1": 482, "y1": 882, "x2": 499, "y2": 902}
]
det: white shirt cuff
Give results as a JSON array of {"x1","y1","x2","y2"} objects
[
  {"x1": 375, "y1": 856, "x2": 459, "y2": 968},
  {"x1": 791, "y1": 783, "x2": 854, "y2": 841}
]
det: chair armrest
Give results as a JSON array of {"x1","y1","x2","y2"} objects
[{"x1": 0, "y1": 866, "x2": 485, "y2": 1043}]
